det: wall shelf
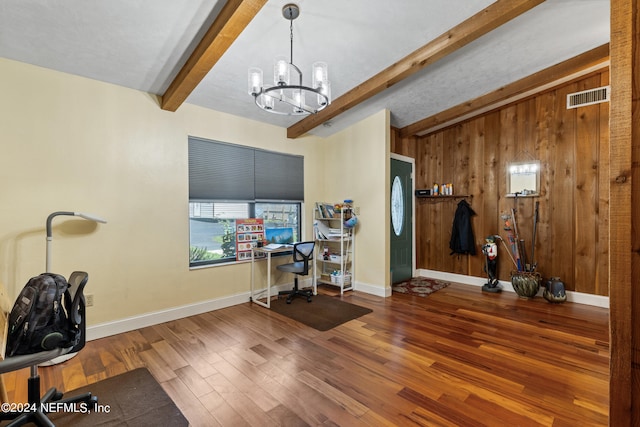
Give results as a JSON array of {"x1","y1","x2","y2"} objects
[
  {"x1": 505, "y1": 193, "x2": 539, "y2": 198},
  {"x1": 416, "y1": 195, "x2": 472, "y2": 199}
]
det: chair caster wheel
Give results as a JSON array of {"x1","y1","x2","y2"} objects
[
  {"x1": 307, "y1": 297, "x2": 312, "y2": 302},
  {"x1": 286, "y1": 298, "x2": 292, "y2": 304},
  {"x1": 89, "y1": 395, "x2": 99, "y2": 409},
  {"x1": 52, "y1": 390, "x2": 64, "y2": 401}
]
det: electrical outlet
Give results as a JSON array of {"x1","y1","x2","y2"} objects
[{"x1": 86, "y1": 294, "x2": 94, "y2": 307}]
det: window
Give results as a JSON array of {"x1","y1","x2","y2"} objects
[
  {"x1": 189, "y1": 202, "x2": 300, "y2": 265},
  {"x1": 188, "y1": 137, "x2": 303, "y2": 267},
  {"x1": 189, "y1": 202, "x2": 248, "y2": 265},
  {"x1": 256, "y1": 203, "x2": 300, "y2": 240}
]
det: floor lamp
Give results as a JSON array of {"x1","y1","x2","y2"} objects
[
  {"x1": 46, "y1": 211, "x2": 107, "y2": 273},
  {"x1": 40, "y1": 211, "x2": 107, "y2": 366}
]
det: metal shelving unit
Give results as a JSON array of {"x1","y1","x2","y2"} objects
[{"x1": 314, "y1": 205, "x2": 355, "y2": 294}]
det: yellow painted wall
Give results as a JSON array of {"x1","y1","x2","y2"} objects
[
  {"x1": 0, "y1": 57, "x2": 390, "y2": 328},
  {"x1": 322, "y1": 110, "x2": 391, "y2": 292}
]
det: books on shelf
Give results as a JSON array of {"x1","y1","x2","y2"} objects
[
  {"x1": 313, "y1": 200, "x2": 355, "y2": 294},
  {"x1": 315, "y1": 202, "x2": 337, "y2": 219},
  {"x1": 314, "y1": 219, "x2": 348, "y2": 240}
]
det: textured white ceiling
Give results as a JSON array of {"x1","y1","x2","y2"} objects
[{"x1": 0, "y1": 0, "x2": 610, "y2": 137}]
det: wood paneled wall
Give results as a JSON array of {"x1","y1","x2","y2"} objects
[
  {"x1": 392, "y1": 71, "x2": 610, "y2": 296},
  {"x1": 609, "y1": 0, "x2": 638, "y2": 423}
]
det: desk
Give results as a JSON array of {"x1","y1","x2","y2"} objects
[{"x1": 250, "y1": 246, "x2": 316, "y2": 308}]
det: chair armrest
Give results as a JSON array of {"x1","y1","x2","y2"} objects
[{"x1": 0, "y1": 348, "x2": 72, "y2": 374}]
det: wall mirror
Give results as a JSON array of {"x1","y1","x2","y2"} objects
[{"x1": 507, "y1": 160, "x2": 540, "y2": 197}]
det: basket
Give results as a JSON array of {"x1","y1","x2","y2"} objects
[
  {"x1": 510, "y1": 271, "x2": 541, "y2": 299},
  {"x1": 330, "y1": 274, "x2": 351, "y2": 286}
]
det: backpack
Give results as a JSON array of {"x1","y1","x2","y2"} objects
[{"x1": 5, "y1": 273, "x2": 79, "y2": 357}]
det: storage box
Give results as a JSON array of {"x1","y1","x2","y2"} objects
[
  {"x1": 329, "y1": 254, "x2": 342, "y2": 263},
  {"x1": 330, "y1": 274, "x2": 351, "y2": 285}
]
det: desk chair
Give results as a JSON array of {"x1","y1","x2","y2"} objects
[
  {"x1": 277, "y1": 241, "x2": 315, "y2": 304},
  {"x1": 0, "y1": 271, "x2": 97, "y2": 427}
]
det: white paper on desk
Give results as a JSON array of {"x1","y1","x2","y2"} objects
[{"x1": 264, "y1": 243, "x2": 292, "y2": 249}]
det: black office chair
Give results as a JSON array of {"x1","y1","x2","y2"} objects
[
  {"x1": 277, "y1": 241, "x2": 315, "y2": 304},
  {"x1": 0, "y1": 271, "x2": 97, "y2": 427}
]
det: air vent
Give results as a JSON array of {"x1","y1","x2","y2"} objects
[{"x1": 566, "y1": 86, "x2": 610, "y2": 109}]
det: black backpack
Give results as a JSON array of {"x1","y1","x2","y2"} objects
[{"x1": 5, "y1": 273, "x2": 79, "y2": 357}]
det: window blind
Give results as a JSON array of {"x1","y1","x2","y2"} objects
[
  {"x1": 188, "y1": 137, "x2": 304, "y2": 202},
  {"x1": 255, "y1": 149, "x2": 304, "y2": 201}
]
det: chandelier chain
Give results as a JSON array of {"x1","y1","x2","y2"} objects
[{"x1": 289, "y1": 18, "x2": 294, "y2": 66}]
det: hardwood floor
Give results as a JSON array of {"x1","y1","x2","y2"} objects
[{"x1": 2, "y1": 283, "x2": 609, "y2": 426}]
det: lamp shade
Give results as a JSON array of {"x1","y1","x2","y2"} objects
[
  {"x1": 312, "y1": 62, "x2": 328, "y2": 88},
  {"x1": 75, "y1": 212, "x2": 107, "y2": 223},
  {"x1": 318, "y1": 81, "x2": 331, "y2": 106},
  {"x1": 274, "y1": 56, "x2": 290, "y2": 86},
  {"x1": 293, "y1": 90, "x2": 305, "y2": 113},
  {"x1": 248, "y1": 68, "x2": 263, "y2": 95}
]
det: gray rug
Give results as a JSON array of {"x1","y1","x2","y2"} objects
[
  {"x1": 49, "y1": 368, "x2": 188, "y2": 426},
  {"x1": 269, "y1": 294, "x2": 372, "y2": 331}
]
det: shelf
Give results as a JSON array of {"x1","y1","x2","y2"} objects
[
  {"x1": 314, "y1": 201, "x2": 355, "y2": 295},
  {"x1": 505, "y1": 193, "x2": 539, "y2": 198},
  {"x1": 317, "y1": 273, "x2": 353, "y2": 289},
  {"x1": 416, "y1": 195, "x2": 472, "y2": 199}
]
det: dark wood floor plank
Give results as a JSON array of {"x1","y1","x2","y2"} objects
[
  {"x1": 162, "y1": 375, "x2": 222, "y2": 427},
  {"x1": 1, "y1": 283, "x2": 609, "y2": 426},
  {"x1": 199, "y1": 388, "x2": 252, "y2": 427}
]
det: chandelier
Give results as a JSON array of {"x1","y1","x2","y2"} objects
[{"x1": 248, "y1": 4, "x2": 330, "y2": 115}]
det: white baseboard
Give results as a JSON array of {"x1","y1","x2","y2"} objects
[
  {"x1": 86, "y1": 277, "x2": 390, "y2": 341},
  {"x1": 419, "y1": 269, "x2": 609, "y2": 309},
  {"x1": 86, "y1": 292, "x2": 251, "y2": 341},
  {"x1": 88, "y1": 270, "x2": 607, "y2": 343},
  {"x1": 353, "y1": 281, "x2": 391, "y2": 297},
  {"x1": 87, "y1": 278, "x2": 312, "y2": 341}
]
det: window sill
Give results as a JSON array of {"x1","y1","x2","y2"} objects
[
  {"x1": 189, "y1": 252, "x2": 290, "y2": 270},
  {"x1": 189, "y1": 260, "x2": 245, "y2": 270}
]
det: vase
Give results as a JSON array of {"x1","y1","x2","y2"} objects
[
  {"x1": 544, "y1": 277, "x2": 567, "y2": 303},
  {"x1": 510, "y1": 271, "x2": 541, "y2": 299}
]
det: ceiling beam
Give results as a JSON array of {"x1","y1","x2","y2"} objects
[
  {"x1": 286, "y1": 0, "x2": 546, "y2": 139},
  {"x1": 161, "y1": 0, "x2": 267, "y2": 112},
  {"x1": 399, "y1": 43, "x2": 610, "y2": 137}
]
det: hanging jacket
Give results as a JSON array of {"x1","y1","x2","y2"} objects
[{"x1": 449, "y1": 199, "x2": 477, "y2": 255}]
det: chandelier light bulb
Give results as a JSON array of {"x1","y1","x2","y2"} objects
[
  {"x1": 293, "y1": 90, "x2": 305, "y2": 113},
  {"x1": 315, "y1": 81, "x2": 330, "y2": 106},
  {"x1": 248, "y1": 68, "x2": 263, "y2": 96},
  {"x1": 274, "y1": 56, "x2": 290, "y2": 86},
  {"x1": 264, "y1": 91, "x2": 275, "y2": 110},
  {"x1": 312, "y1": 62, "x2": 328, "y2": 89}
]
